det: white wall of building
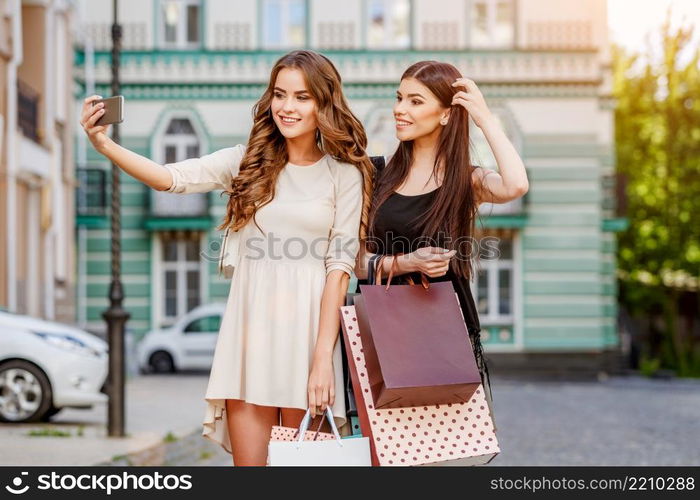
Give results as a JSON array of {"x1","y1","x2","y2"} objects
[
  {"x1": 517, "y1": 0, "x2": 606, "y2": 50},
  {"x1": 207, "y1": 0, "x2": 257, "y2": 50},
  {"x1": 413, "y1": 0, "x2": 468, "y2": 49},
  {"x1": 507, "y1": 98, "x2": 606, "y2": 136},
  {"x1": 310, "y1": 0, "x2": 362, "y2": 49},
  {"x1": 76, "y1": 0, "x2": 610, "y2": 53},
  {"x1": 119, "y1": 101, "x2": 255, "y2": 140}
]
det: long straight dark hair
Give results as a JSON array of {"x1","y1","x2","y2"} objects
[{"x1": 368, "y1": 61, "x2": 481, "y2": 280}]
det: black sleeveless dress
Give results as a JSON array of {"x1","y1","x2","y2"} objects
[{"x1": 357, "y1": 156, "x2": 495, "y2": 413}]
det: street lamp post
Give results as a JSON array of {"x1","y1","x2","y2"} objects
[{"x1": 102, "y1": 0, "x2": 129, "y2": 437}]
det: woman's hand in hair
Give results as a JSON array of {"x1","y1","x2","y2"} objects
[
  {"x1": 404, "y1": 247, "x2": 457, "y2": 278},
  {"x1": 451, "y1": 78, "x2": 494, "y2": 130}
]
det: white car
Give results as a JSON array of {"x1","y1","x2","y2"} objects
[
  {"x1": 0, "y1": 311, "x2": 109, "y2": 423},
  {"x1": 137, "y1": 303, "x2": 225, "y2": 373}
]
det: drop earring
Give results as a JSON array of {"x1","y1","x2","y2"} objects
[{"x1": 440, "y1": 118, "x2": 448, "y2": 126}]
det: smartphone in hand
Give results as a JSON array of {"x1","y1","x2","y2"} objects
[{"x1": 94, "y1": 95, "x2": 124, "y2": 126}]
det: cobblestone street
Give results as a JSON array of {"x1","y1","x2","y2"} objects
[
  {"x1": 3, "y1": 373, "x2": 698, "y2": 466},
  {"x1": 202, "y1": 375, "x2": 700, "y2": 466},
  {"x1": 483, "y1": 376, "x2": 700, "y2": 466}
]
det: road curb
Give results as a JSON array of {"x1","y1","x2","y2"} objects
[{"x1": 94, "y1": 427, "x2": 226, "y2": 466}]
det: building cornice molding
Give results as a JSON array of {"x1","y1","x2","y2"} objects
[
  {"x1": 74, "y1": 81, "x2": 603, "y2": 101},
  {"x1": 74, "y1": 48, "x2": 604, "y2": 85}
]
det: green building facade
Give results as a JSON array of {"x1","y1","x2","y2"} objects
[{"x1": 74, "y1": 0, "x2": 625, "y2": 370}]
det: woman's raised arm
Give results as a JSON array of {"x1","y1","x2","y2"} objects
[
  {"x1": 450, "y1": 79, "x2": 529, "y2": 204},
  {"x1": 80, "y1": 95, "x2": 173, "y2": 191},
  {"x1": 80, "y1": 95, "x2": 244, "y2": 193}
]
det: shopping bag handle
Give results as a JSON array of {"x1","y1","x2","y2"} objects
[
  {"x1": 217, "y1": 227, "x2": 229, "y2": 276},
  {"x1": 373, "y1": 255, "x2": 389, "y2": 286},
  {"x1": 377, "y1": 253, "x2": 430, "y2": 291},
  {"x1": 296, "y1": 407, "x2": 343, "y2": 447}
]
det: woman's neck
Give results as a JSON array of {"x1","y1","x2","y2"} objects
[
  {"x1": 411, "y1": 127, "x2": 441, "y2": 172},
  {"x1": 286, "y1": 133, "x2": 324, "y2": 165}
]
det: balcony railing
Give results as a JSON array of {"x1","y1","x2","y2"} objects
[
  {"x1": 602, "y1": 172, "x2": 627, "y2": 217},
  {"x1": 478, "y1": 197, "x2": 523, "y2": 216},
  {"x1": 150, "y1": 190, "x2": 208, "y2": 217},
  {"x1": 76, "y1": 168, "x2": 107, "y2": 216},
  {"x1": 615, "y1": 172, "x2": 628, "y2": 217},
  {"x1": 18, "y1": 80, "x2": 40, "y2": 142}
]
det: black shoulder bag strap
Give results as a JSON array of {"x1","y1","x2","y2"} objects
[
  {"x1": 367, "y1": 253, "x2": 382, "y2": 285},
  {"x1": 370, "y1": 155, "x2": 386, "y2": 179},
  {"x1": 366, "y1": 156, "x2": 387, "y2": 285}
]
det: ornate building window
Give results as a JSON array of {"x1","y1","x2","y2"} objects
[
  {"x1": 469, "y1": 0, "x2": 515, "y2": 48},
  {"x1": 151, "y1": 114, "x2": 209, "y2": 218},
  {"x1": 262, "y1": 0, "x2": 307, "y2": 49},
  {"x1": 366, "y1": 0, "x2": 410, "y2": 49},
  {"x1": 163, "y1": 118, "x2": 200, "y2": 167},
  {"x1": 159, "y1": 0, "x2": 202, "y2": 49},
  {"x1": 470, "y1": 109, "x2": 524, "y2": 216},
  {"x1": 474, "y1": 236, "x2": 514, "y2": 324},
  {"x1": 158, "y1": 232, "x2": 204, "y2": 326},
  {"x1": 364, "y1": 107, "x2": 399, "y2": 157}
]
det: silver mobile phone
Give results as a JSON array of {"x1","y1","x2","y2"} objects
[{"x1": 94, "y1": 95, "x2": 124, "y2": 126}]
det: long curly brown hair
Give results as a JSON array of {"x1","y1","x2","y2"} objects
[
  {"x1": 368, "y1": 60, "x2": 482, "y2": 280},
  {"x1": 218, "y1": 50, "x2": 374, "y2": 241}
]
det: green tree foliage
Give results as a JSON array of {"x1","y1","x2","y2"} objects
[{"x1": 613, "y1": 11, "x2": 700, "y2": 376}]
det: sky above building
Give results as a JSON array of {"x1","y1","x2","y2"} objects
[{"x1": 608, "y1": 0, "x2": 699, "y2": 64}]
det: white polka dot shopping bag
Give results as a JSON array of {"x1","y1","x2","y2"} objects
[
  {"x1": 267, "y1": 407, "x2": 372, "y2": 466},
  {"x1": 340, "y1": 305, "x2": 500, "y2": 466}
]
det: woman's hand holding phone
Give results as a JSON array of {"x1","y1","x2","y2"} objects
[
  {"x1": 80, "y1": 95, "x2": 113, "y2": 153},
  {"x1": 77, "y1": 95, "x2": 173, "y2": 191}
]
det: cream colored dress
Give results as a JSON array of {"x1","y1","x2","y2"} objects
[{"x1": 163, "y1": 145, "x2": 362, "y2": 455}]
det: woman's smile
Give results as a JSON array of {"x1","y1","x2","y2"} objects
[
  {"x1": 278, "y1": 115, "x2": 301, "y2": 126},
  {"x1": 395, "y1": 117, "x2": 413, "y2": 128}
]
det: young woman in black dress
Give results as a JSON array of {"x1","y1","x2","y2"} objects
[{"x1": 355, "y1": 61, "x2": 529, "y2": 419}]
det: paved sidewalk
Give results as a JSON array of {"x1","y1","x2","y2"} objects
[
  {"x1": 485, "y1": 375, "x2": 700, "y2": 466},
  {"x1": 2, "y1": 373, "x2": 699, "y2": 466},
  {"x1": 0, "y1": 373, "x2": 215, "y2": 466},
  {"x1": 202, "y1": 374, "x2": 700, "y2": 466}
]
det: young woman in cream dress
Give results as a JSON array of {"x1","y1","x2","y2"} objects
[{"x1": 80, "y1": 50, "x2": 373, "y2": 466}]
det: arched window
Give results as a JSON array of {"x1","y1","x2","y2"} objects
[
  {"x1": 163, "y1": 118, "x2": 200, "y2": 164},
  {"x1": 469, "y1": 106, "x2": 522, "y2": 347},
  {"x1": 151, "y1": 116, "x2": 207, "y2": 217},
  {"x1": 151, "y1": 115, "x2": 209, "y2": 327},
  {"x1": 364, "y1": 107, "x2": 399, "y2": 157},
  {"x1": 470, "y1": 108, "x2": 523, "y2": 216}
]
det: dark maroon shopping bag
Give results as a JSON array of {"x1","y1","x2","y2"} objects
[{"x1": 355, "y1": 257, "x2": 481, "y2": 409}]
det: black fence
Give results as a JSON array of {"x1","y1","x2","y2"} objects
[
  {"x1": 76, "y1": 167, "x2": 108, "y2": 216},
  {"x1": 18, "y1": 79, "x2": 40, "y2": 141}
]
